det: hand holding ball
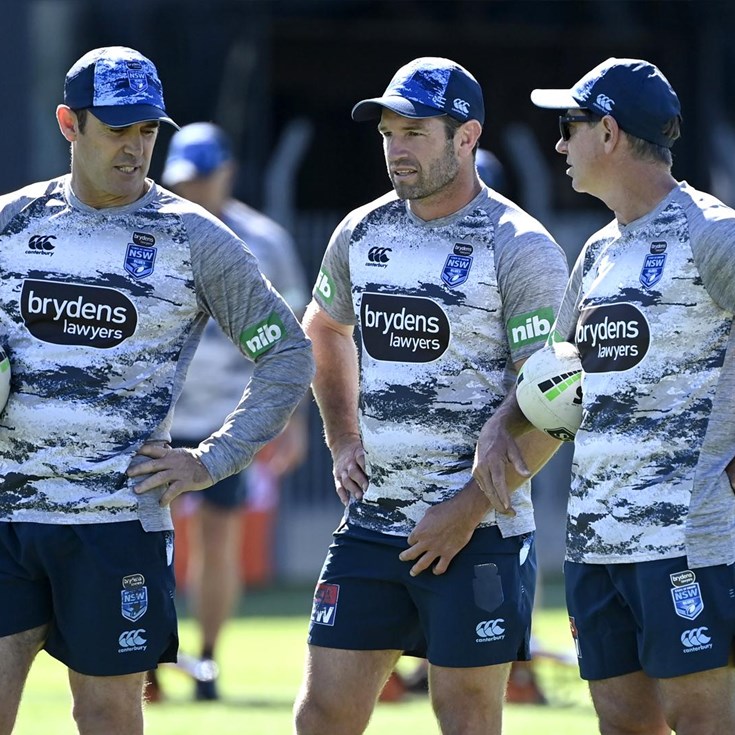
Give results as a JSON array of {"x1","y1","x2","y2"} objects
[{"x1": 516, "y1": 342, "x2": 582, "y2": 441}]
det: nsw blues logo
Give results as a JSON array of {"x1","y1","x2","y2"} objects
[
  {"x1": 126, "y1": 62, "x2": 148, "y2": 92},
  {"x1": 640, "y1": 253, "x2": 666, "y2": 289},
  {"x1": 311, "y1": 582, "x2": 339, "y2": 626},
  {"x1": 125, "y1": 243, "x2": 156, "y2": 279},
  {"x1": 441, "y1": 254, "x2": 472, "y2": 287},
  {"x1": 670, "y1": 570, "x2": 704, "y2": 621},
  {"x1": 121, "y1": 573, "x2": 148, "y2": 622}
]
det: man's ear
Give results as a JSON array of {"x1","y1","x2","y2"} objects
[
  {"x1": 56, "y1": 105, "x2": 79, "y2": 142},
  {"x1": 600, "y1": 115, "x2": 621, "y2": 151},
  {"x1": 459, "y1": 119, "x2": 483, "y2": 157}
]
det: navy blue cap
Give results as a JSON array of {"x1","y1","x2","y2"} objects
[
  {"x1": 531, "y1": 58, "x2": 680, "y2": 148},
  {"x1": 161, "y1": 123, "x2": 232, "y2": 186},
  {"x1": 64, "y1": 46, "x2": 178, "y2": 129},
  {"x1": 352, "y1": 57, "x2": 484, "y2": 125}
]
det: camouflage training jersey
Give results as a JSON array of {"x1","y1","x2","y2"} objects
[
  {"x1": 313, "y1": 186, "x2": 568, "y2": 538},
  {"x1": 552, "y1": 182, "x2": 735, "y2": 568},
  {"x1": 0, "y1": 176, "x2": 314, "y2": 530}
]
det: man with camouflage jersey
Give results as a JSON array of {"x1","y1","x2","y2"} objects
[
  {"x1": 0, "y1": 47, "x2": 313, "y2": 734},
  {"x1": 293, "y1": 57, "x2": 568, "y2": 735},
  {"x1": 520, "y1": 58, "x2": 735, "y2": 734}
]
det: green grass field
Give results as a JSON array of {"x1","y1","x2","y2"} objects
[{"x1": 12, "y1": 592, "x2": 597, "y2": 734}]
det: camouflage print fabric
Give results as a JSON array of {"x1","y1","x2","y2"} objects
[
  {"x1": 0, "y1": 177, "x2": 313, "y2": 530},
  {"x1": 553, "y1": 182, "x2": 735, "y2": 568},
  {"x1": 314, "y1": 187, "x2": 568, "y2": 538}
]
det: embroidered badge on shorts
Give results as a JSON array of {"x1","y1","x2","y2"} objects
[
  {"x1": 670, "y1": 570, "x2": 704, "y2": 621},
  {"x1": 121, "y1": 573, "x2": 149, "y2": 622},
  {"x1": 311, "y1": 582, "x2": 339, "y2": 626}
]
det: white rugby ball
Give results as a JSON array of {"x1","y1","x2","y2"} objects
[
  {"x1": 0, "y1": 346, "x2": 9, "y2": 414},
  {"x1": 516, "y1": 341, "x2": 582, "y2": 442}
]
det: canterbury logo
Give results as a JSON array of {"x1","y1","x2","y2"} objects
[
  {"x1": 681, "y1": 627, "x2": 711, "y2": 647},
  {"x1": 596, "y1": 94, "x2": 614, "y2": 112},
  {"x1": 452, "y1": 98, "x2": 470, "y2": 116},
  {"x1": 367, "y1": 247, "x2": 391, "y2": 264},
  {"x1": 28, "y1": 235, "x2": 56, "y2": 251},
  {"x1": 476, "y1": 619, "x2": 505, "y2": 637},
  {"x1": 118, "y1": 629, "x2": 147, "y2": 647}
]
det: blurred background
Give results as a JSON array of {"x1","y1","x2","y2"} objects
[{"x1": 7, "y1": 0, "x2": 735, "y2": 588}]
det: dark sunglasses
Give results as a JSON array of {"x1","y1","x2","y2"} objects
[{"x1": 558, "y1": 113, "x2": 601, "y2": 141}]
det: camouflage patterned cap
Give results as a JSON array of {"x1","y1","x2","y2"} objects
[{"x1": 64, "y1": 46, "x2": 178, "y2": 129}]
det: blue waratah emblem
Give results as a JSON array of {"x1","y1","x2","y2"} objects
[
  {"x1": 127, "y1": 69, "x2": 148, "y2": 92},
  {"x1": 671, "y1": 582, "x2": 704, "y2": 621},
  {"x1": 640, "y1": 253, "x2": 666, "y2": 288},
  {"x1": 124, "y1": 243, "x2": 156, "y2": 279},
  {"x1": 441, "y1": 254, "x2": 472, "y2": 287},
  {"x1": 121, "y1": 586, "x2": 148, "y2": 622}
]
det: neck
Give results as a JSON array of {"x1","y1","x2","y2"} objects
[
  {"x1": 602, "y1": 163, "x2": 678, "y2": 225},
  {"x1": 408, "y1": 172, "x2": 482, "y2": 222}
]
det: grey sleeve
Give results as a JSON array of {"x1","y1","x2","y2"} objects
[
  {"x1": 311, "y1": 212, "x2": 356, "y2": 325},
  {"x1": 691, "y1": 218, "x2": 735, "y2": 313},
  {"x1": 495, "y1": 211, "x2": 570, "y2": 362},
  {"x1": 183, "y1": 213, "x2": 315, "y2": 482}
]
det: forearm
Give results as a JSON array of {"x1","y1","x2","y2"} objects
[{"x1": 303, "y1": 303, "x2": 361, "y2": 451}]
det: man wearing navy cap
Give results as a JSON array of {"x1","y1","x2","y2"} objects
[
  {"x1": 294, "y1": 57, "x2": 569, "y2": 734},
  {"x1": 156, "y1": 122, "x2": 310, "y2": 701},
  {"x1": 0, "y1": 47, "x2": 313, "y2": 733},
  {"x1": 481, "y1": 58, "x2": 735, "y2": 734}
]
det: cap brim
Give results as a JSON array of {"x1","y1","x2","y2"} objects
[
  {"x1": 530, "y1": 89, "x2": 581, "y2": 110},
  {"x1": 90, "y1": 104, "x2": 179, "y2": 129},
  {"x1": 351, "y1": 95, "x2": 444, "y2": 122}
]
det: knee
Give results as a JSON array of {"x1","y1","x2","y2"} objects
[
  {"x1": 73, "y1": 700, "x2": 143, "y2": 735},
  {"x1": 293, "y1": 692, "x2": 371, "y2": 735}
]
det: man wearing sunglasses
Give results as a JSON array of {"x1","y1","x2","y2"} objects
[{"x1": 523, "y1": 58, "x2": 735, "y2": 735}]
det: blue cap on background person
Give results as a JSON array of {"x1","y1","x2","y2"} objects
[
  {"x1": 530, "y1": 57, "x2": 681, "y2": 148},
  {"x1": 64, "y1": 46, "x2": 178, "y2": 129},
  {"x1": 351, "y1": 57, "x2": 485, "y2": 125},
  {"x1": 476, "y1": 148, "x2": 506, "y2": 192},
  {"x1": 161, "y1": 123, "x2": 233, "y2": 187}
]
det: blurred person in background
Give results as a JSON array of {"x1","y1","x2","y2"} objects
[{"x1": 150, "y1": 122, "x2": 310, "y2": 702}]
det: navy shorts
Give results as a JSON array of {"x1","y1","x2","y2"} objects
[
  {"x1": 0, "y1": 521, "x2": 179, "y2": 676},
  {"x1": 173, "y1": 439, "x2": 246, "y2": 509},
  {"x1": 565, "y1": 558, "x2": 735, "y2": 680},
  {"x1": 307, "y1": 523, "x2": 536, "y2": 668}
]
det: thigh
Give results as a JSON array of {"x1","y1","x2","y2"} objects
[
  {"x1": 413, "y1": 529, "x2": 535, "y2": 668},
  {"x1": 68, "y1": 669, "x2": 146, "y2": 735},
  {"x1": 0, "y1": 625, "x2": 48, "y2": 734},
  {"x1": 429, "y1": 662, "x2": 511, "y2": 735},
  {"x1": 658, "y1": 666, "x2": 735, "y2": 734},
  {"x1": 588, "y1": 670, "x2": 670, "y2": 735},
  {"x1": 40, "y1": 522, "x2": 179, "y2": 676},
  {"x1": 295, "y1": 645, "x2": 401, "y2": 734}
]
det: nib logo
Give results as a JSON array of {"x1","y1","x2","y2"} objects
[{"x1": 241, "y1": 313, "x2": 286, "y2": 359}]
